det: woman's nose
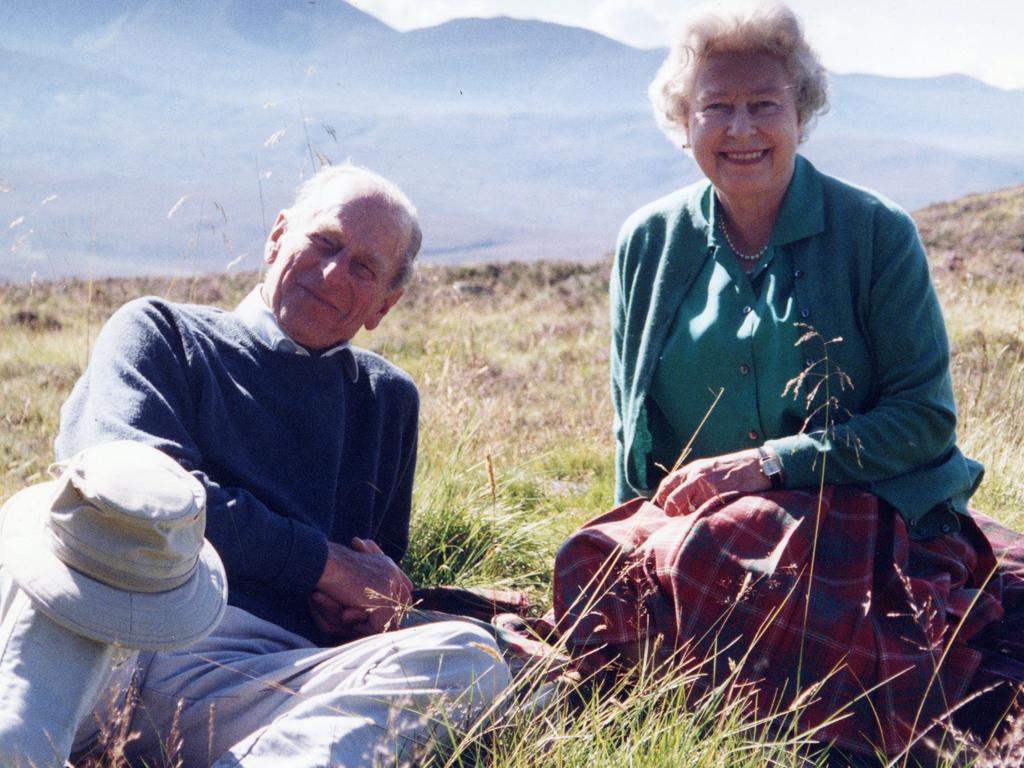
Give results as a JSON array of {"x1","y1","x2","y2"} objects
[{"x1": 726, "y1": 106, "x2": 756, "y2": 137}]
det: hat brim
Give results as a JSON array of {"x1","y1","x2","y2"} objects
[{"x1": 1, "y1": 483, "x2": 227, "y2": 651}]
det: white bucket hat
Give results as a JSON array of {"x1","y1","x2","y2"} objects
[{"x1": 0, "y1": 441, "x2": 227, "y2": 650}]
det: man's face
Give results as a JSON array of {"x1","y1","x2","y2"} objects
[{"x1": 262, "y1": 186, "x2": 409, "y2": 350}]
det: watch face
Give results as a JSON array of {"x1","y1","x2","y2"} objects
[{"x1": 758, "y1": 449, "x2": 782, "y2": 480}]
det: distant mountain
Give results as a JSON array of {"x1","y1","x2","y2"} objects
[
  {"x1": 224, "y1": 0, "x2": 396, "y2": 49},
  {"x1": 394, "y1": 18, "x2": 665, "y2": 112},
  {"x1": 1, "y1": 1, "x2": 1022, "y2": 282},
  {"x1": 824, "y1": 73, "x2": 1024, "y2": 156}
]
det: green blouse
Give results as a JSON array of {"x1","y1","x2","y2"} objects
[
  {"x1": 649, "y1": 241, "x2": 807, "y2": 470},
  {"x1": 611, "y1": 155, "x2": 983, "y2": 539}
]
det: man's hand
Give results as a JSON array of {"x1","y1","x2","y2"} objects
[
  {"x1": 309, "y1": 537, "x2": 413, "y2": 639},
  {"x1": 654, "y1": 448, "x2": 773, "y2": 516}
]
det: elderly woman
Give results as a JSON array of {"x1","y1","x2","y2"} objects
[{"x1": 554, "y1": 2, "x2": 1024, "y2": 759}]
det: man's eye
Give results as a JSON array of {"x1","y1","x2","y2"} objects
[
  {"x1": 354, "y1": 261, "x2": 375, "y2": 280},
  {"x1": 310, "y1": 234, "x2": 337, "y2": 251}
]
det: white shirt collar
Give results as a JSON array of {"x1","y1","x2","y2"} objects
[{"x1": 235, "y1": 287, "x2": 358, "y2": 381}]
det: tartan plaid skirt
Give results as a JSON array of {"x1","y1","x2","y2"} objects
[{"x1": 553, "y1": 486, "x2": 1024, "y2": 757}]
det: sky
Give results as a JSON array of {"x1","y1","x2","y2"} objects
[{"x1": 349, "y1": 0, "x2": 1024, "y2": 90}]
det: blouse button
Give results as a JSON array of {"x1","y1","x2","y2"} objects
[
  {"x1": 742, "y1": 305, "x2": 752, "y2": 315},
  {"x1": 794, "y1": 269, "x2": 804, "y2": 278},
  {"x1": 805, "y1": 357, "x2": 814, "y2": 368},
  {"x1": 739, "y1": 364, "x2": 750, "y2": 375},
  {"x1": 800, "y1": 308, "x2": 811, "y2": 319},
  {"x1": 748, "y1": 430, "x2": 759, "y2": 441}
]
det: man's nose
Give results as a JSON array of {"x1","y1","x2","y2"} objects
[{"x1": 321, "y1": 256, "x2": 347, "y2": 285}]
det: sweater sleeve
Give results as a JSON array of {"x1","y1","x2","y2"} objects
[
  {"x1": 765, "y1": 207, "x2": 958, "y2": 491},
  {"x1": 378, "y1": 379, "x2": 418, "y2": 565},
  {"x1": 55, "y1": 300, "x2": 329, "y2": 598}
]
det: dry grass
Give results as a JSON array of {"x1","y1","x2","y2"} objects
[
  {"x1": 1, "y1": 186, "x2": 1023, "y2": 766},
  {"x1": 917, "y1": 186, "x2": 1024, "y2": 282}
]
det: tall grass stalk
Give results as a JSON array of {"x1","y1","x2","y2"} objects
[{"x1": 1, "y1": 251, "x2": 1022, "y2": 765}]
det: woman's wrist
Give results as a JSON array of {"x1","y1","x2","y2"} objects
[{"x1": 756, "y1": 446, "x2": 785, "y2": 489}]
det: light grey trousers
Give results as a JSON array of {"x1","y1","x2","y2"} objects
[
  {"x1": 0, "y1": 583, "x2": 123, "y2": 767},
  {"x1": 0, "y1": 568, "x2": 511, "y2": 767}
]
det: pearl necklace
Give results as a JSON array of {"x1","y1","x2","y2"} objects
[{"x1": 720, "y1": 220, "x2": 768, "y2": 261}]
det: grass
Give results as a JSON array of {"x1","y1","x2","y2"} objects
[{"x1": 2, "y1": 190, "x2": 1024, "y2": 766}]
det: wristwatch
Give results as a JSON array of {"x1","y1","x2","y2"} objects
[{"x1": 756, "y1": 447, "x2": 784, "y2": 490}]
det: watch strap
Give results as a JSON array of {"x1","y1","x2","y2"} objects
[{"x1": 756, "y1": 447, "x2": 784, "y2": 490}]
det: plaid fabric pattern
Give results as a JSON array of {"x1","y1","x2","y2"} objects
[
  {"x1": 967, "y1": 512, "x2": 1024, "y2": 687},
  {"x1": 553, "y1": 486, "x2": 1020, "y2": 757}
]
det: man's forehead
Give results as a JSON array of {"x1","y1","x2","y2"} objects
[{"x1": 298, "y1": 185, "x2": 401, "y2": 227}]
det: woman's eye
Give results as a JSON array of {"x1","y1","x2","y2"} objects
[
  {"x1": 753, "y1": 100, "x2": 781, "y2": 113},
  {"x1": 697, "y1": 103, "x2": 732, "y2": 121}
]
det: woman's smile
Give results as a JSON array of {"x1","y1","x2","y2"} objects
[{"x1": 720, "y1": 149, "x2": 770, "y2": 163}]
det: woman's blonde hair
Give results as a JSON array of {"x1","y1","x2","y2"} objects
[{"x1": 649, "y1": 2, "x2": 829, "y2": 144}]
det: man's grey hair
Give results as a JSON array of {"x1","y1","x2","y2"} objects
[{"x1": 286, "y1": 164, "x2": 422, "y2": 290}]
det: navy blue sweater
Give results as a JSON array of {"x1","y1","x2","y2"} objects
[{"x1": 56, "y1": 297, "x2": 419, "y2": 643}]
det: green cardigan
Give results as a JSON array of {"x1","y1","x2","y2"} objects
[{"x1": 611, "y1": 155, "x2": 983, "y2": 538}]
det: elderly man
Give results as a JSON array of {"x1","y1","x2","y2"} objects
[{"x1": 54, "y1": 165, "x2": 510, "y2": 766}]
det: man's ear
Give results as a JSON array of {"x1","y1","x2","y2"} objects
[
  {"x1": 265, "y1": 211, "x2": 288, "y2": 264},
  {"x1": 363, "y1": 288, "x2": 404, "y2": 332}
]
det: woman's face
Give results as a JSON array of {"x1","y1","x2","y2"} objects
[{"x1": 685, "y1": 51, "x2": 801, "y2": 210}]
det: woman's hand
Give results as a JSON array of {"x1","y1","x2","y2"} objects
[{"x1": 654, "y1": 448, "x2": 773, "y2": 515}]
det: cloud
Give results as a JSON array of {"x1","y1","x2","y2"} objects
[
  {"x1": 587, "y1": 0, "x2": 680, "y2": 48},
  {"x1": 351, "y1": 0, "x2": 1024, "y2": 88},
  {"x1": 349, "y1": 0, "x2": 490, "y2": 30},
  {"x1": 351, "y1": 0, "x2": 678, "y2": 47},
  {"x1": 974, "y1": 52, "x2": 1024, "y2": 91}
]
